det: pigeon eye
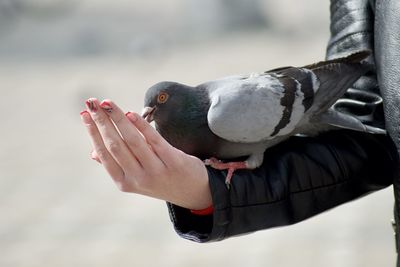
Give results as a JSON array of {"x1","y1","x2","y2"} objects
[{"x1": 157, "y1": 93, "x2": 168, "y2": 103}]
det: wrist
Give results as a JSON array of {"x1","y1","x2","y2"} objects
[
  {"x1": 168, "y1": 157, "x2": 213, "y2": 211},
  {"x1": 186, "y1": 160, "x2": 213, "y2": 210}
]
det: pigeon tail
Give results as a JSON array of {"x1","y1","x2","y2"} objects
[
  {"x1": 303, "y1": 50, "x2": 371, "y2": 69},
  {"x1": 305, "y1": 50, "x2": 372, "y2": 118},
  {"x1": 315, "y1": 108, "x2": 386, "y2": 134}
]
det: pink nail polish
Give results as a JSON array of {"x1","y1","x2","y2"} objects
[
  {"x1": 100, "y1": 100, "x2": 113, "y2": 113},
  {"x1": 85, "y1": 99, "x2": 97, "y2": 112},
  {"x1": 80, "y1": 110, "x2": 91, "y2": 123}
]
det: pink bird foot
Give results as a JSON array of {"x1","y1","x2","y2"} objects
[{"x1": 204, "y1": 157, "x2": 249, "y2": 189}]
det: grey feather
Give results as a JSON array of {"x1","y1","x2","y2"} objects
[
  {"x1": 205, "y1": 50, "x2": 385, "y2": 166},
  {"x1": 207, "y1": 73, "x2": 296, "y2": 143},
  {"x1": 143, "y1": 50, "x2": 385, "y2": 171}
]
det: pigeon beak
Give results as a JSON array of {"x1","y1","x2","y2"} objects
[{"x1": 141, "y1": 106, "x2": 156, "y2": 123}]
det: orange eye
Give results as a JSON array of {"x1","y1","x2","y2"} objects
[{"x1": 157, "y1": 93, "x2": 168, "y2": 103}]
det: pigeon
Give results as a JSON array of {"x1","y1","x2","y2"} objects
[{"x1": 141, "y1": 50, "x2": 385, "y2": 188}]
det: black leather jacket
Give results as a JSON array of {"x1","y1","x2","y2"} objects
[
  {"x1": 374, "y1": 0, "x2": 400, "y2": 264},
  {"x1": 168, "y1": 131, "x2": 396, "y2": 242},
  {"x1": 167, "y1": 0, "x2": 400, "y2": 255}
]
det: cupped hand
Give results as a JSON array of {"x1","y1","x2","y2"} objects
[{"x1": 80, "y1": 98, "x2": 212, "y2": 211}]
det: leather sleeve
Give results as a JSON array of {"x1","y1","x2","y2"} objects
[
  {"x1": 375, "y1": 0, "x2": 400, "y2": 149},
  {"x1": 374, "y1": 0, "x2": 400, "y2": 256},
  {"x1": 327, "y1": 0, "x2": 384, "y2": 130},
  {"x1": 166, "y1": 0, "x2": 399, "y2": 243},
  {"x1": 167, "y1": 131, "x2": 397, "y2": 242}
]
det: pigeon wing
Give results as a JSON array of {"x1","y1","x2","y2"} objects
[{"x1": 206, "y1": 73, "x2": 307, "y2": 143}]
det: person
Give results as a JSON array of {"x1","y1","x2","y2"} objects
[{"x1": 80, "y1": 0, "x2": 400, "y2": 263}]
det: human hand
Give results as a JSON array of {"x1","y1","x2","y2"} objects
[{"x1": 80, "y1": 98, "x2": 212, "y2": 211}]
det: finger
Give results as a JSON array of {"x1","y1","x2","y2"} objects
[
  {"x1": 80, "y1": 110, "x2": 124, "y2": 182},
  {"x1": 85, "y1": 98, "x2": 142, "y2": 172},
  {"x1": 125, "y1": 111, "x2": 177, "y2": 165},
  {"x1": 90, "y1": 149, "x2": 101, "y2": 164},
  {"x1": 99, "y1": 99, "x2": 163, "y2": 169}
]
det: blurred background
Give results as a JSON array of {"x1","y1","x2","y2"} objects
[{"x1": 0, "y1": 0, "x2": 395, "y2": 266}]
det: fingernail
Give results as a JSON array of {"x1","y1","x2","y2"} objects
[
  {"x1": 80, "y1": 110, "x2": 91, "y2": 123},
  {"x1": 100, "y1": 100, "x2": 113, "y2": 113},
  {"x1": 90, "y1": 150, "x2": 101, "y2": 163},
  {"x1": 125, "y1": 111, "x2": 137, "y2": 122},
  {"x1": 85, "y1": 98, "x2": 97, "y2": 112}
]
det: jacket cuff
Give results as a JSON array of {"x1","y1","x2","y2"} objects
[{"x1": 166, "y1": 167, "x2": 233, "y2": 242}]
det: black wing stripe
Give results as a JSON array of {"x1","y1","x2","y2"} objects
[
  {"x1": 270, "y1": 76, "x2": 296, "y2": 137},
  {"x1": 272, "y1": 67, "x2": 315, "y2": 112},
  {"x1": 298, "y1": 70, "x2": 315, "y2": 111}
]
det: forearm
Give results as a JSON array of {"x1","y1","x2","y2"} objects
[{"x1": 168, "y1": 130, "x2": 397, "y2": 242}]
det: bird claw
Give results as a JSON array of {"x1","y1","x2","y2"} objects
[
  {"x1": 204, "y1": 157, "x2": 248, "y2": 190},
  {"x1": 225, "y1": 180, "x2": 231, "y2": 190}
]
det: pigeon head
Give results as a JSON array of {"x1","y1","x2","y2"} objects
[{"x1": 142, "y1": 81, "x2": 204, "y2": 125}]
